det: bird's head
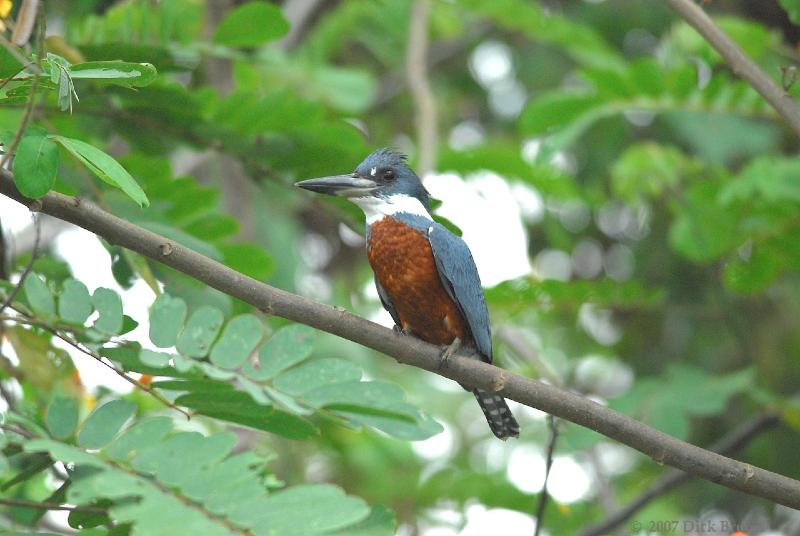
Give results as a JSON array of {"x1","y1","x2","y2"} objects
[{"x1": 296, "y1": 149, "x2": 431, "y2": 222}]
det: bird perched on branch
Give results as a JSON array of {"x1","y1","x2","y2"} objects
[{"x1": 296, "y1": 148, "x2": 519, "y2": 440}]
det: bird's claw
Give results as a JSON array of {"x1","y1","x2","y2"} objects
[{"x1": 439, "y1": 337, "x2": 461, "y2": 370}]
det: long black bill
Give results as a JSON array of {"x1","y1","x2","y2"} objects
[{"x1": 295, "y1": 174, "x2": 378, "y2": 198}]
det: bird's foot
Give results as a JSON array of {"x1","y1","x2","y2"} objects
[{"x1": 438, "y1": 337, "x2": 461, "y2": 370}]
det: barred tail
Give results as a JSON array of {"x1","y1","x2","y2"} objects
[{"x1": 474, "y1": 389, "x2": 520, "y2": 440}]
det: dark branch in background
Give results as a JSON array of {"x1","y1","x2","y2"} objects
[
  {"x1": 580, "y1": 411, "x2": 782, "y2": 536},
  {"x1": 0, "y1": 496, "x2": 104, "y2": 514},
  {"x1": 499, "y1": 326, "x2": 562, "y2": 531},
  {"x1": 0, "y1": 214, "x2": 39, "y2": 316},
  {"x1": 372, "y1": 23, "x2": 491, "y2": 110},
  {"x1": 0, "y1": 174, "x2": 798, "y2": 510},
  {"x1": 665, "y1": 0, "x2": 800, "y2": 138},
  {"x1": 10, "y1": 0, "x2": 39, "y2": 47},
  {"x1": 406, "y1": 0, "x2": 438, "y2": 175},
  {"x1": 533, "y1": 415, "x2": 558, "y2": 536}
]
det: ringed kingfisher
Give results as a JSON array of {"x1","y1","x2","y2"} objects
[{"x1": 296, "y1": 148, "x2": 519, "y2": 440}]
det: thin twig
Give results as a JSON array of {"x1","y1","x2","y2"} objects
[
  {"x1": 533, "y1": 415, "x2": 558, "y2": 536},
  {"x1": 51, "y1": 331, "x2": 192, "y2": 420},
  {"x1": 0, "y1": 176, "x2": 798, "y2": 509},
  {"x1": 580, "y1": 411, "x2": 782, "y2": 536},
  {"x1": 1, "y1": 308, "x2": 192, "y2": 419},
  {"x1": 586, "y1": 447, "x2": 624, "y2": 536},
  {"x1": 406, "y1": 0, "x2": 438, "y2": 175},
  {"x1": 0, "y1": 496, "x2": 105, "y2": 514},
  {"x1": 499, "y1": 326, "x2": 563, "y2": 532},
  {"x1": 0, "y1": 66, "x2": 26, "y2": 93},
  {"x1": 0, "y1": 213, "x2": 40, "y2": 316},
  {"x1": 665, "y1": 0, "x2": 800, "y2": 139},
  {"x1": 0, "y1": 422, "x2": 35, "y2": 439}
]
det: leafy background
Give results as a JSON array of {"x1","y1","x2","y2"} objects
[{"x1": 0, "y1": 0, "x2": 799, "y2": 534}]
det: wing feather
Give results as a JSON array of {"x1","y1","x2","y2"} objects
[{"x1": 427, "y1": 224, "x2": 493, "y2": 362}]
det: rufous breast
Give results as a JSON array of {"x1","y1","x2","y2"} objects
[{"x1": 367, "y1": 217, "x2": 469, "y2": 345}]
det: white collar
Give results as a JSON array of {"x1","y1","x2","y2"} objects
[{"x1": 352, "y1": 194, "x2": 432, "y2": 225}]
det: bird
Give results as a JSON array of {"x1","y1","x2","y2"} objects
[{"x1": 296, "y1": 148, "x2": 519, "y2": 440}]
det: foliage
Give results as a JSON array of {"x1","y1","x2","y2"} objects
[{"x1": 0, "y1": 0, "x2": 799, "y2": 534}]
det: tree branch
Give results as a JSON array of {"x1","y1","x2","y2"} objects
[
  {"x1": 406, "y1": 0, "x2": 438, "y2": 175},
  {"x1": 580, "y1": 410, "x2": 782, "y2": 536},
  {"x1": 0, "y1": 496, "x2": 105, "y2": 514},
  {"x1": 0, "y1": 171, "x2": 798, "y2": 509},
  {"x1": 665, "y1": 0, "x2": 800, "y2": 139}
]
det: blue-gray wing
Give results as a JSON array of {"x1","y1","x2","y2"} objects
[
  {"x1": 427, "y1": 223, "x2": 493, "y2": 362},
  {"x1": 374, "y1": 276, "x2": 401, "y2": 327}
]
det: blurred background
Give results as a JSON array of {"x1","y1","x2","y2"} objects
[{"x1": 2, "y1": 0, "x2": 800, "y2": 534}]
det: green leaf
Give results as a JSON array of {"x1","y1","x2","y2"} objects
[
  {"x1": 102, "y1": 346, "x2": 196, "y2": 378},
  {"x1": 460, "y1": 0, "x2": 623, "y2": 68},
  {"x1": 58, "y1": 278, "x2": 93, "y2": 325},
  {"x1": 719, "y1": 156, "x2": 800, "y2": 205},
  {"x1": 23, "y1": 274, "x2": 55, "y2": 319},
  {"x1": 613, "y1": 366, "x2": 754, "y2": 439},
  {"x1": 46, "y1": 396, "x2": 80, "y2": 440},
  {"x1": 214, "y1": 2, "x2": 290, "y2": 47},
  {"x1": 149, "y1": 294, "x2": 187, "y2": 348},
  {"x1": 12, "y1": 134, "x2": 59, "y2": 198},
  {"x1": 248, "y1": 324, "x2": 316, "y2": 380},
  {"x1": 723, "y1": 243, "x2": 782, "y2": 294},
  {"x1": 0, "y1": 45, "x2": 23, "y2": 78},
  {"x1": 331, "y1": 505, "x2": 396, "y2": 536},
  {"x1": 669, "y1": 182, "x2": 739, "y2": 263},
  {"x1": 611, "y1": 143, "x2": 700, "y2": 201},
  {"x1": 139, "y1": 349, "x2": 172, "y2": 368},
  {"x1": 50, "y1": 135, "x2": 149, "y2": 207},
  {"x1": 209, "y1": 314, "x2": 263, "y2": 369},
  {"x1": 92, "y1": 287, "x2": 124, "y2": 335},
  {"x1": 105, "y1": 416, "x2": 173, "y2": 462},
  {"x1": 28, "y1": 417, "x2": 381, "y2": 535},
  {"x1": 780, "y1": 0, "x2": 800, "y2": 24},
  {"x1": 219, "y1": 243, "x2": 274, "y2": 281},
  {"x1": 175, "y1": 390, "x2": 316, "y2": 440},
  {"x1": 77, "y1": 400, "x2": 137, "y2": 449},
  {"x1": 273, "y1": 358, "x2": 361, "y2": 396},
  {"x1": 256, "y1": 485, "x2": 370, "y2": 535},
  {"x1": 520, "y1": 92, "x2": 604, "y2": 136},
  {"x1": 304, "y1": 381, "x2": 443, "y2": 440},
  {"x1": 69, "y1": 61, "x2": 158, "y2": 88},
  {"x1": 176, "y1": 305, "x2": 225, "y2": 358}
]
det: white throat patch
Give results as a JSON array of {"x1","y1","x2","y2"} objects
[{"x1": 353, "y1": 194, "x2": 432, "y2": 225}]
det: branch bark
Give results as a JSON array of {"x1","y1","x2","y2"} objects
[
  {"x1": 665, "y1": 0, "x2": 800, "y2": 139},
  {"x1": 0, "y1": 171, "x2": 798, "y2": 510},
  {"x1": 580, "y1": 411, "x2": 782, "y2": 536}
]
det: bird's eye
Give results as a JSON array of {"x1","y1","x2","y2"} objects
[{"x1": 383, "y1": 169, "x2": 395, "y2": 181}]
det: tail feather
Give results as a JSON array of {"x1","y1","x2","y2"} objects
[{"x1": 474, "y1": 389, "x2": 519, "y2": 440}]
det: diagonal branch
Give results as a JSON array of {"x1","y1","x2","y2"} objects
[
  {"x1": 580, "y1": 410, "x2": 782, "y2": 536},
  {"x1": 0, "y1": 171, "x2": 798, "y2": 509},
  {"x1": 665, "y1": 0, "x2": 800, "y2": 139}
]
